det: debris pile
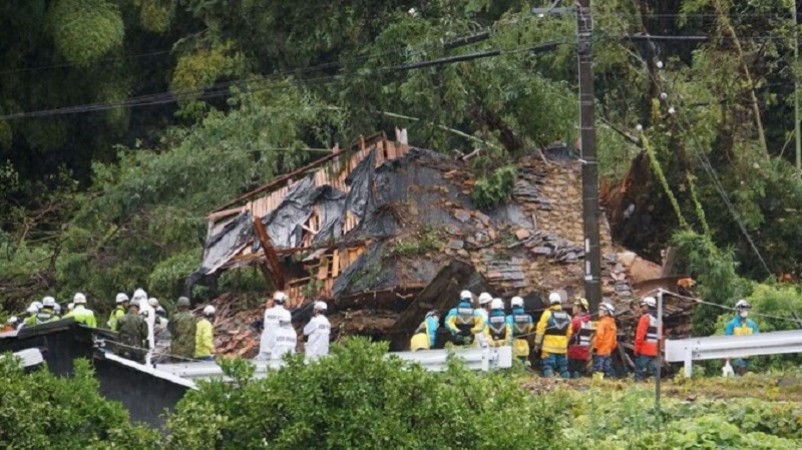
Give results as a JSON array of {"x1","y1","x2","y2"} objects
[{"x1": 196, "y1": 132, "x2": 698, "y2": 355}]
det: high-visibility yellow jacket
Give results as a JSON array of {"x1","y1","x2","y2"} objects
[
  {"x1": 194, "y1": 318, "x2": 214, "y2": 359},
  {"x1": 108, "y1": 306, "x2": 125, "y2": 331},
  {"x1": 483, "y1": 311, "x2": 512, "y2": 347},
  {"x1": 535, "y1": 305, "x2": 572, "y2": 356},
  {"x1": 65, "y1": 305, "x2": 97, "y2": 328}
]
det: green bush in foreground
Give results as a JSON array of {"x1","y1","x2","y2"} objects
[
  {"x1": 0, "y1": 356, "x2": 159, "y2": 450},
  {"x1": 561, "y1": 385, "x2": 802, "y2": 449},
  {"x1": 166, "y1": 337, "x2": 559, "y2": 449}
]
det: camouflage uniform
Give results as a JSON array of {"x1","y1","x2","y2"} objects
[
  {"x1": 168, "y1": 311, "x2": 197, "y2": 361},
  {"x1": 116, "y1": 311, "x2": 148, "y2": 363}
]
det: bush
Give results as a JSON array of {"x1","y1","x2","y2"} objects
[
  {"x1": 167, "y1": 338, "x2": 558, "y2": 449},
  {"x1": 0, "y1": 356, "x2": 159, "y2": 449},
  {"x1": 471, "y1": 166, "x2": 517, "y2": 210}
]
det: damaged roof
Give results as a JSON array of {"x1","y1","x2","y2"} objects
[
  {"x1": 198, "y1": 131, "x2": 704, "y2": 354},
  {"x1": 198, "y1": 130, "x2": 640, "y2": 306}
]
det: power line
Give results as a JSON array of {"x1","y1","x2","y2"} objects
[{"x1": 0, "y1": 40, "x2": 571, "y2": 121}]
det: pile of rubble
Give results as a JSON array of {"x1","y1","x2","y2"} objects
[{"x1": 196, "y1": 132, "x2": 698, "y2": 356}]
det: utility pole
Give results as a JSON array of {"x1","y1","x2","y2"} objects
[
  {"x1": 794, "y1": 2, "x2": 801, "y2": 176},
  {"x1": 577, "y1": 0, "x2": 602, "y2": 312}
]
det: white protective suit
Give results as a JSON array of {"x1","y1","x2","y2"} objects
[
  {"x1": 257, "y1": 305, "x2": 290, "y2": 359},
  {"x1": 271, "y1": 323, "x2": 297, "y2": 360},
  {"x1": 132, "y1": 288, "x2": 155, "y2": 352},
  {"x1": 475, "y1": 307, "x2": 489, "y2": 347},
  {"x1": 303, "y1": 314, "x2": 331, "y2": 360}
]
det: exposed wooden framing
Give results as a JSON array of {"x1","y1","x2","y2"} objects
[
  {"x1": 211, "y1": 132, "x2": 387, "y2": 213},
  {"x1": 206, "y1": 206, "x2": 247, "y2": 221},
  {"x1": 252, "y1": 216, "x2": 285, "y2": 290}
]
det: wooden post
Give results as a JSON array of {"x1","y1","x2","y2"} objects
[{"x1": 252, "y1": 216, "x2": 285, "y2": 290}]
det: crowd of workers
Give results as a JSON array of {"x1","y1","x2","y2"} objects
[
  {"x1": 3, "y1": 288, "x2": 332, "y2": 365},
  {"x1": 409, "y1": 290, "x2": 760, "y2": 379},
  {"x1": 4, "y1": 286, "x2": 757, "y2": 376}
]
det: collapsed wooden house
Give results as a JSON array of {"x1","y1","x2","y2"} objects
[{"x1": 196, "y1": 131, "x2": 696, "y2": 352}]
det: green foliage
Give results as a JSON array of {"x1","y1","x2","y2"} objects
[
  {"x1": 472, "y1": 166, "x2": 517, "y2": 210},
  {"x1": 671, "y1": 230, "x2": 748, "y2": 336},
  {"x1": 148, "y1": 249, "x2": 201, "y2": 299},
  {"x1": 0, "y1": 357, "x2": 160, "y2": 449},
  {"x1": 561, "y1": 385, "x2": 802, "y2": 449},
  {"x1": 166, "y1": 338, "x2": 559, "y2": 449},
  {"x1": 384, "y1": 225, "x2": 442, "y2": 258},
  {"x1": 47, "y1": 0, "x2": 125, "y2": 67}
]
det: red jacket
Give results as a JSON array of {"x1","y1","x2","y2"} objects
[
  {"x1": 634, "y1": 312, "x2": 659, "y2": 357},
  {"x1": 567, "y1": 313, "x2": 593, "y2": 361}
]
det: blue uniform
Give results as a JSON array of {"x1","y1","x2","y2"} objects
[{"x1": 724, "y1": 315, "x2": 759, "y2": 373}]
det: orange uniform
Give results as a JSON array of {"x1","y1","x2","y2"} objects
[
  {"x1": 634, "y1": 312, "x2": 659, "y2": 357},
  {"x1": 594, "y1": 316, "x2": 617, "y2": 356}
]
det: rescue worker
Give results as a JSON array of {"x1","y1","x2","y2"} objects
[
  {"x1": 303, "y1": 301, "x2": 331, "y2": 360},
  {"x1": 257, "y1": 291, "x2": 291, "y2": 359},
  {"x1": 410, "y1": 310, "x2": 440, "y2": 351},
  {"x1": 593, "y1": 302, "x2": 617, "y2": 379},
  {"x1": 64, "y1": 293, "x2": 97, "y2": 327},
  {"x1": 107, "y1": 293, "x2": 129, "y2": 331},
  {"x1": 535, "y1": 292, "x2": 572, "y2": 378},
  {"x1": 116, "y1": 299, "x2": 148, "y2": 363},
  {"x1": 475, "y1": 292, "x2": 493, "y2": 347},
  {"x1": 21, "y1": 301, "x2": 42, "y2": 324},
  {"x1": 507, "y1": 296, "x2": 534, "y2": 364},
  {"x1": 168, "y1": 296, "x2": 196, "y2": 361},
  {"x1": 132, "y1": 288, "x2": 155, "y2": 354},
  {"x1": 195, "y1": 305, "x2": 216, "y2": 361},
  {"x1": 724, "y1": 299, "x2": 759, "y2": 375},
  {"x1": 445, "y1": 290, "x2": 484, "y2": 347},
  {"x1": 484, "y1": 298, "x2": 512, "y2": 347},
  {"x1": 634, "y1": 296, "x2": 659, "y2": 381},
  {"x1": 24, "y1": 296, "x2": 60, "y2": 327},
  {"x1": 567, "y1": 297, "x2": 594, "y2": 378},
  {"x1": 3, "y1": 316, "x2": 20, "y2": 332},
  {"x1": 272, "y1": 316, "x2": 297, "y2": 360},
  {"x1": 152, "y1": 306, "x2": 171, "y2": 363}
]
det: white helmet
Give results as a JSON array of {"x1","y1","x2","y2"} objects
[
  {"x1": 600, "y1": 302, "x2": 616, "y2": 315},
  {"x1": 273, "y1": 291, "x2": 288, "y2": 304},
  {"x1": 314, "y1": 301, "x2": 328, "y2": 311},
  {"x1": 641, "y1": 296, "x2": 656, "y2": 308},
  {"x1": 67, "y1": 303, "x2": 74, "y2": 311},
  {"x1": 115, "y1": 293, "x2": 129, "y2": 304},
  {"x1": 132, "y1": 288, "x2": 147, "y2": 302},
  {"x1": 203, "y1": 305, "x2": 216, "y2": 316},
  {"x1": 460, "y1": 290, "x2": 473, "y2": 301},
  {"x1": 129, "y1": 299, "x2": 140, "y2": 308},
  {"x1": 548, "y1": 292, "x2": 562, "y2": 305},
  {"x1": 478, "y1": 292, "x2": 493, "y2": 305},
  {"x1": 30, "y1": 301, "x2": 43, "y2": 311},
  {"x1": 42, "y1": 296, "x2": 56, "y2": 308},
  {"x1": 511, "y1": 296, "x2": 524, "y2": 308},
  {"x1": 27, "y1": 305, "x2": 39, "y2": 314},
  {"x1": 734, "y1": 299, "x2": 751, "y2": 310},
  {"x1": 73, "y1": 293, "x2": 87, "y2": 304},
  {"x1": 8, "y1": 316, "x2": 19, "y2": 324},
  {"x1": 490, "y1": 298, "x2": 504, "y2": 310},
  {"x1": 148, "y1": 297, "x2": 159, "y2": 308}
]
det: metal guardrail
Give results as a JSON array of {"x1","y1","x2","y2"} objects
[
  {"x1": 665, "y1": 330, "x2": 802, "y2": 377},
  {"x1": 1, "y1": 348, "x2": 45, "y2": 368},
  {"x1": 114, "y1": 346, "x2": 514, "y2": 389}
]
